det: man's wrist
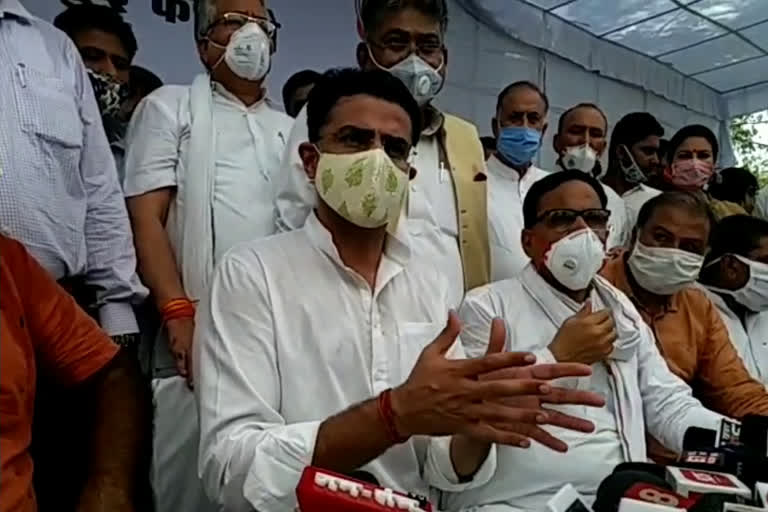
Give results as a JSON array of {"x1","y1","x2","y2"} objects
[{"x1": 387, "y1": 386, "x2": 413, "y2": 440}]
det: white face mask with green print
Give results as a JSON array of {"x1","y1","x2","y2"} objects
[{"x1": 314, "y1": 148, "x2": 409, "y2": 229}]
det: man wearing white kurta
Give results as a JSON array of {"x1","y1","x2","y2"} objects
[
  {"x1": 122, "y1": 3, "x2": 291, "y2": 510},
  {"x1": 551, "y1": 103, "x2": 631, "y2": 249},
  {"x1": 603, "y1": 113, "x2": 666, "y2": 230},
  {"x1": 700, "y1": 214, "x2": 768, "y2": 386},
  {"x1": 194, "y1": 68, "x2": 607, "y2": 512},
  {"x1": 273, "y1": 0, "x2": 491, "y2": 307},
  {"x1": 489, "y1": 93, "x2": 629, "y2": 281},
  {"x1": 448, "y1": 171, "x2": 722, "y2": 511}
]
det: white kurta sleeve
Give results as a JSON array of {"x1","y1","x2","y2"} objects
[
  {"x1": 423, "y1": 338, "x2": 498, "y2": 491},
  {"x1": 122, "y1": 87, "x2": 182, "y2": 197},
  {"x1": 193, "y1": 248, "x2": 319, "y2": 512},
  {"x1": 273, "y1": 105, "x2": 316, "y2": 232},
  {"x1": 636, "y1": 323, "x2": 723, "y2": 452}
]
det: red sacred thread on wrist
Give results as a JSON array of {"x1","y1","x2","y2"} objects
[
  {"x1": 377, "y1": 389, "x2": 409, "y2": 444},
  {"x1": 161, "y1": 298, "x2": 196, "y2": 323}
]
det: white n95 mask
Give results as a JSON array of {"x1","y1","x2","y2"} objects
[
  {"x1": 372, "y1": 50, "x2": 444, "y2": 106},
  {"x1": 213, "y1": 22, "x2": 271, "y2": 81},
  {"x1": 544, "y1": 228, "x2": 606, "y2": 291},
  {"x1": 561, "y1": 145, "x2": 599, "y2": 176},
  {"x1": 708, "y1": 255, "x2": 768, "y2": 312},
  {"x1": 628, "y1": 241, "x2": 704, "y2": 296},
  {"x1": 314, "y1": 148, "x2": 409, "y2": 229}
]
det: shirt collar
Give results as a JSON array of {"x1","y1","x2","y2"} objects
[
  {"x1": 0, "y1": 0, "x2": 31, "y2": 19},
  {"x1": 421, "y1": 104, "x2": 444, "y2": 137},
  {"x1": 605, "y1": 251, "x2": 680, "y2": 314},
  {"x1": 211, "y1": 81, "x2": 273, "y2": 111},
  {"x1": 303, "y1": 210, "x2": 412, "y2": 271}
]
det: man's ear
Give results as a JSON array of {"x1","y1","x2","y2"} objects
[
  {"x1": 441, "y1": 46, "x2": 449, "y2": 72},
  {"x1": 521, "y1": 228, "x2": 534, "y2": 258},
  {"x1": 299, "y1": 142, "x2": 320, "y2": 182},
  {"x1": 541, "y1": 121, "x2": 549, "y2": 140},
  {"x1": 196, "y1": 39, "x2": 210, "y2": 69},
  {"x1": 356, "y1": 42, "x2": 369, "y2": 69},
  {"x1": 552, "y1": 132, "x2": 563, "y2": 155},
  {"x1": 492, "y1": 118, "x2": 499, "y2": 139}
]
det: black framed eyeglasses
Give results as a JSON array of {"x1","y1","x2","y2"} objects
[{"x1": 534, "y1": 208, "x2": 611, "y2": 232}]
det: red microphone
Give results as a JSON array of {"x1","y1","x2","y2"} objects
[{"x1": 295, "y1": 467, "x2": 433, "y2": 512}]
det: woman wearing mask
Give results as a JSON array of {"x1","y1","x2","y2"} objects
[
  {"x1": 664, "y1": 125, "x2": 746, "y2": 219},
  {"x1": 699, "y1": 215, "x2": 768, "y2": 386}
]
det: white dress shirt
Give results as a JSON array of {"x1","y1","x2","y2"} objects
[
  {"x1": 704, "y1": 289, "x2": 768, "y2": 387},
  {"x1": 487, "y1": 155, "x2": 550, "y2": 281},
  {"x1": 489, "y1": 156, "x2": 631, "y2": 281},
  {"x1": 123, "y1": 83, "x2": 293, "y2": 264},
  {"x1": 193, "y1": 212, "x2": 496, "y2": 512},
  {"x1": 622, "y1": 184, "x2": 661, "y2": 233},
  {"x1": 0, "y1": 0, "x2": 145, "y2": 335},
  {"x1": 447, "y1": 267, "x2": 721, "y2": 511},
  {"x1": 273, "y1": 105, "x2": 465, "y2": 307}
]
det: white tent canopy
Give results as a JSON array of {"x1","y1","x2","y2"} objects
[{"x1": 461, "y1": 0, "x2": 768, "y2": 120}]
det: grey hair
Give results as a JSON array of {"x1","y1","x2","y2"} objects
[
  {"x1": 193, "y1": 0, "x2": 217, "y2": 41},
  {"x1": 193, "y1": 0, "x2": 269, "y2": 41}
]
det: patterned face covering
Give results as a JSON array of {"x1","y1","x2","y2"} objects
[
  {"x1": 87, "y1": 68, "x2": 128, "y2": 118},
  {"x1": 314, "y1": 148, "x2": 409, "y2": 229}
]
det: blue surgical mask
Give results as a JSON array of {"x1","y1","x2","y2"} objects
[{"x1": 497, "y1": 126, "x2": 541, "y2": 167}]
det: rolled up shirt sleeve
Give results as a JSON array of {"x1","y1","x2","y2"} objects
[
  {"x1": 72, "y1": 44, "x2": 146, "y2": 334},
  {"x1": 193, "y1": 248, "x2": 317, "y2": 511}
]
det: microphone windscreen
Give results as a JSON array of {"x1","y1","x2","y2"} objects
[
  {"x1": 613, "y1": 463, "x2": 668, "y2": 480},
  {"x1": 683, "y1": 428, "x2": 718, "y2": 452},
  {"x1": 594, "y1": 470, "x2": 674, "y2": 512},
  {"x1": 687, "y1": 493, "x2": 740, "y2": 512}
]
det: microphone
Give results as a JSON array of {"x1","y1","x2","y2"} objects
[
  {"x1": 676, "y1": 418, "x2": 768, "y2": 489},
  {"x1": 594, "y1": 469, "x2": 678, "y2": 512},
  {"x1": 295, "y1": 467, "x2": 433, "y2": 512},
  {"x1": 546, "y1": 484, "x2": 594, "y2": 512}
]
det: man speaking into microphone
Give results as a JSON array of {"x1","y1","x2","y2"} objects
[
  {"x1": 193, "y1": 69, "x2": 606, "y2": 512},
  {"x1": 447, "y1": 172, "x2": 724, "y2": 511}
]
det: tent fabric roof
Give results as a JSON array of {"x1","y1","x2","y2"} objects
[{"x1": 461, "y1": 0, "x2": 768, "y2": 118}]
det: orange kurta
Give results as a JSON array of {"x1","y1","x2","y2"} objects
[{"x1": 0, "y1": 235, "x2": 118, "y2": 512}]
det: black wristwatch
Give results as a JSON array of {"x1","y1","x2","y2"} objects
[{"x1": 111, "y1": 333, "x2": 140, "y2": 349}]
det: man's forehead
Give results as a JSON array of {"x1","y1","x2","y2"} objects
[
  {"x1": 562, "y1": 107, "x2": 605, "y2": 129},
  {"x1": 646, "y1": 205, "x2": 709, "y2": 236},
  {"x1": 539, "y1": 181, "x2": 601, "y2": 210},
  {"x1": 216, "y1": 0, "x2": 267, "y2": 17},
  {"x1": 371, "y1": 8, "x2": 442, "y2": 37},
  {"x1": 502, "y1": 87, "x2": 546, "y2": 112},
  {"x1": 325, "y1": 95, "x2": 412, "y2": 138}
]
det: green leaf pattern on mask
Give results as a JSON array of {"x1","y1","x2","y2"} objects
[
  {"x1": 337, "y1": 202, "x2": 350, "y2": 219},
  {"x1": 344, "y1": 158, "x2": 367, "y2": 187},
  {"x1": 362, "y1": 191, "x2": 378, "y2": 218},
  {"x1": 321, "y1": 168, "x2": 334, "y2": 194},
  {"x1": 385, "y1": 169, "x2": 399, "y2": 194}
]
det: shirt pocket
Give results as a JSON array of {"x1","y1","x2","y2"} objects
[
  {"x1": 397, "y1": 321, "x2": 442, "y2": 384},
  {"x1": 14, "y1": 65, "x2": 83, "y2": 149}
]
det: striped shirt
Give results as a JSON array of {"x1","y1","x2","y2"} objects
[{"x1": 0, "y1": 0, "x2": 146, "y2": 335}]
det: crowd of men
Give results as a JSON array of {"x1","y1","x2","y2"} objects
[{"x1": 1, "y1": 0, "x2": 767, "y2": 511}]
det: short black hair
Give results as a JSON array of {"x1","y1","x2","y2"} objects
[
  {"x1": 557, "y1": 103, "x2": 608, "y2": 135},
  {"x1": 608, "y1": 112, "x2": 664, "y2": 168},
  {"x1": 522, "y1": 171, "x2": 608, "y2": 228},
  {"x1": 667, "y1": 124, "x2": 719, "y2": 162},
  {"x1": 306, "y1": 68, "x2": 422, "y2": 145},
  {"x1": 708, "y1": 167, "x2": 758, "y2": 205},
  {"x1": 496, "y1": 81, "x2": 549, "y2": 114},
  {"x1": 636, "y1": 191, "x2": 716, "y2": 235},
  {"x1": 128, "y1": 66, "x2": 162, "y2": 98},
  {"x1": 282, "y1": 70, "x2": 322, "y2": 110},
  {"x1": 54, "y1": 5, "x2": 137, "y2": 59},
  {"x1": 359, "y1": 0, "x2": 449, "y2": 35},
  {"x1": 706, "y1": 215, "x2": 768, "y2": 264},
  {"x1": 480, "y1": 136, "x2": 496, "y2": 151}
]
